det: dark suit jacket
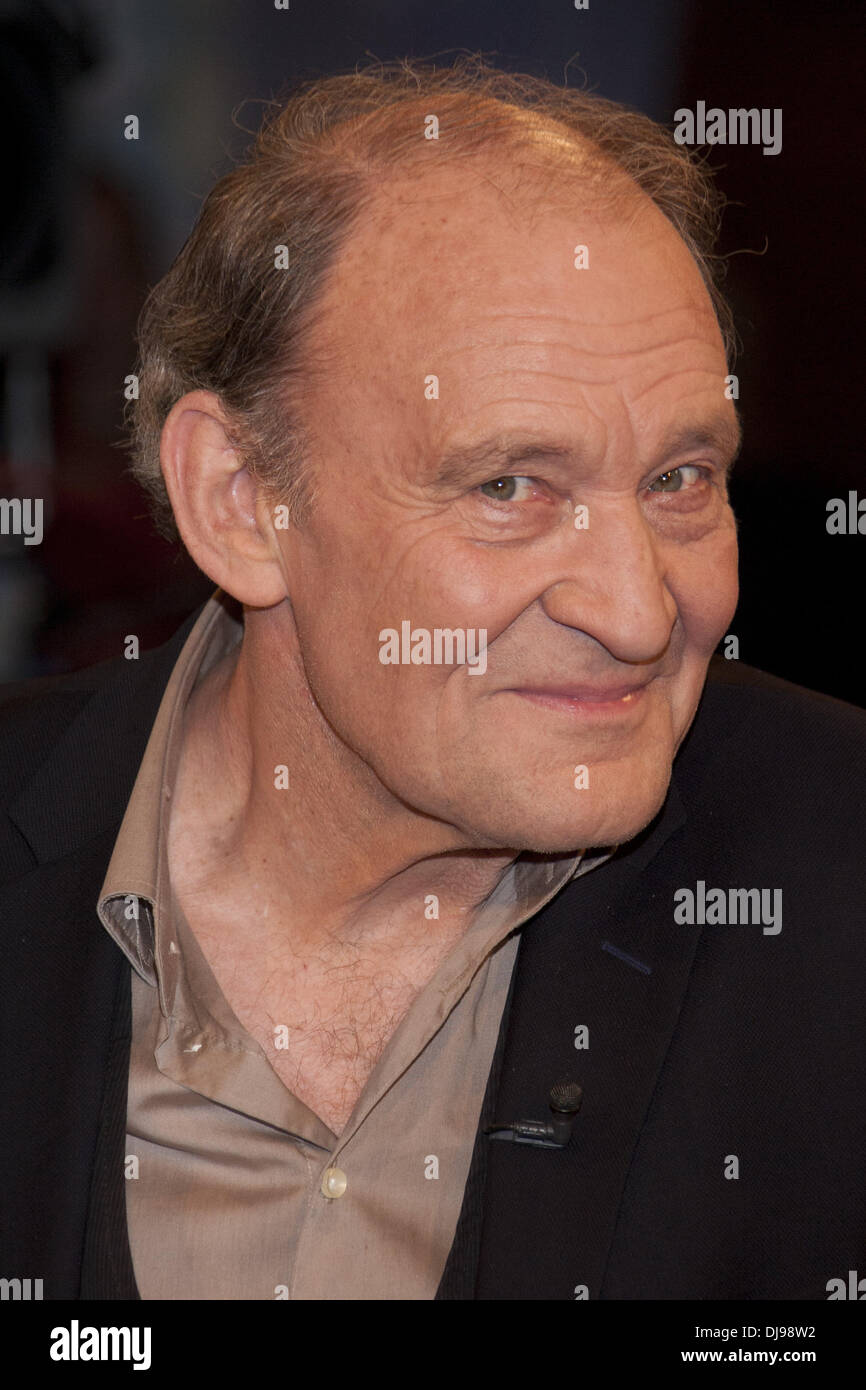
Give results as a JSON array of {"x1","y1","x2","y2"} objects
[{"x1": 1, "y1": 602, "x2": 865, "y2": 1300}]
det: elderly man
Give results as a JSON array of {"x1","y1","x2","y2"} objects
[{"x1": 1, "y1": 58, "x2": 864, "y2": 1303}]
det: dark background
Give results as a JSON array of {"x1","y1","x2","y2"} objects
[{"x1": 0, "y1": 0, "x2": 862, "y2": 703}]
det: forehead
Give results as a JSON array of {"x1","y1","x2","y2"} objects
[
  {"x1": 306, "y1": 155, "x2": 730, "y2": 461},
  {"x1": 317, "y1": 154, "x2": 717, "y2": 347}
]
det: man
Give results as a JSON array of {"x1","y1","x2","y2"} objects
[{"x1": 1, "y1": 58, "x2": 864, "y2": 1301}]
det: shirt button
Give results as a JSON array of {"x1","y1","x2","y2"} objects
[{"x1": 321, "y1": 1166, "x2": 348, "y2": 1199}]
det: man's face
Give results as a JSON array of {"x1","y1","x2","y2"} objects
[{"x1": 273, "y1": 158, "x2": 740, "y2": 851}]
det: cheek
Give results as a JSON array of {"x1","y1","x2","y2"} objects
[
  {"x1": 371, "y1": 540, "x2": 527, "y2": 654},
  {"x1": 675, "y1": 528, "x2": 739, "y2": 651}
]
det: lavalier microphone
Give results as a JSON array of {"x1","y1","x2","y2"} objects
[{"x1": 484, "y1": 1079, "x2": 583, "y2": 1149}]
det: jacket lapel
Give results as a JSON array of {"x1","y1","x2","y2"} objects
[
  {"x1": 0, "y1": 604, "x2": 203, "y2": 1298},
  {"x1": 437, "y1": 777, "x2": 694, "y2": 1299},
  {"x1": 79, "y1": 954, "x2": 139, "y2": 1299},
  {"x1": 0, "y1": 836, "x2": 134, "y2": 1296}
]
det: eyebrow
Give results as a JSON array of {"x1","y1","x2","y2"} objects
[
  {"x1": 428, "y1": 410, "x2": 744, "y2": 491},
  {"x1": 656, "y1": 411, "x2": 743, "y2": 473},
  {"x1": 429, "y1": 436, "x2": 576, "y2": 491}
]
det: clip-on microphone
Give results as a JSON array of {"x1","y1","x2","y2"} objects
[{"x1": 484, "y1": 1079, "x2": 584, "y2": 1149}]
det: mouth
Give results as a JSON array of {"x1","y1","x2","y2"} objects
[{"x1": 500, "y1": 680, "x2": 654, "y2": 718}]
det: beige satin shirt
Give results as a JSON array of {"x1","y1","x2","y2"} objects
[{"x1": 97, "y1": 590, "x2": 612, "y2": 1300}]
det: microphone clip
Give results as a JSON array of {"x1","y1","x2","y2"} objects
[{"x1": 484, "y1": 1079, "x2": 583, "y2": 1149}]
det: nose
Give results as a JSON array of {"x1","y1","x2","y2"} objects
[{"x1": 538, "y1": 498, "x2": 677, "y2": 665}]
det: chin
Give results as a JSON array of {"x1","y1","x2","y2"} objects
[{"x1": 469, "y1": 778, "x2": 673, "y2": 855}]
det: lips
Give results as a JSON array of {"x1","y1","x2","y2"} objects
[{"x1": 505, "y1": 681, "x2": 653, "y2": 703}]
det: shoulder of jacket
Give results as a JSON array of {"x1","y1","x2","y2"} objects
[{"x1": 676, "y1": 656, "x2": 866, "y2": 818}]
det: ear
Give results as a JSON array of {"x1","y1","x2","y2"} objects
[{"x1": 160, "y1": 390, "x2": 289, "y2": 606}]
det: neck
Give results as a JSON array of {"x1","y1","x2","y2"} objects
[{"x1": 170, "y1": 601, "x2": 520, "y2": 958}]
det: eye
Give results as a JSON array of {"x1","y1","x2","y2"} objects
[
  {"x1": 647, "y1": 464, "x2": 708, "y2": 493},
  {"x1": 477, "y1": 475, "x2": 535, "y2": 502}
]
